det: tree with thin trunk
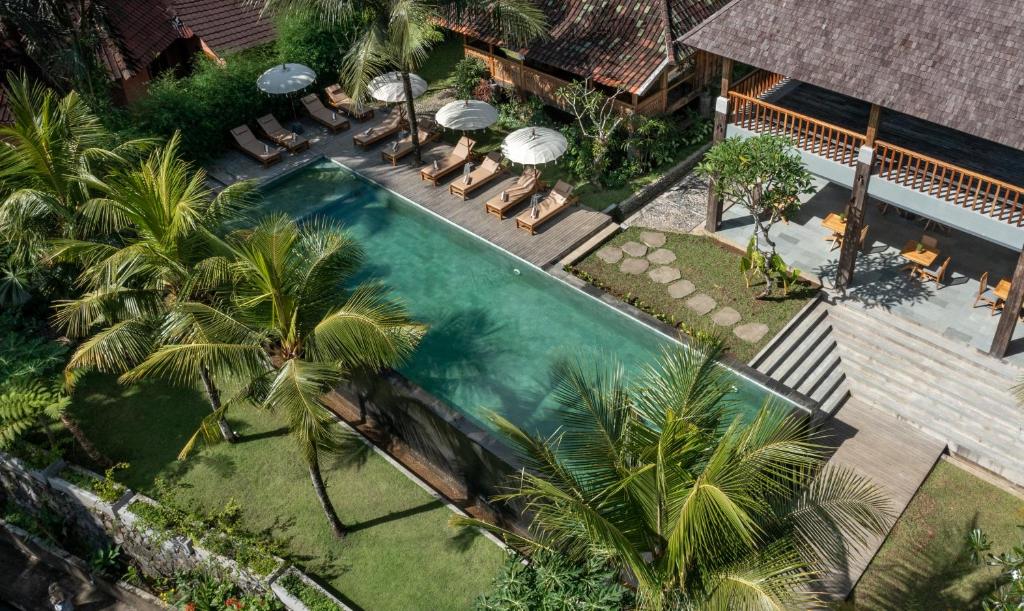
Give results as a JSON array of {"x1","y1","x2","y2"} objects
[
  {"x1": 697, "y1": 134, "x2": 814, "y2": 298},
  {"x1": 53, "y1": 132, "x2": 258, "y2": 445},
  {"x1": 123, "y1": 215, "x2": 424, "y2": 537},
  {"x1": 455, "y1": 337, "x2": 893, "y2": 609},
  {"x1": 253, "y1": 0, "x2": 547, "y2": 165},
  {"x1": 557, "y1": 80, "x2": 626, "y2": 186}
]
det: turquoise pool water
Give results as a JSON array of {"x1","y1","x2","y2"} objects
[{"x1": 261, "y1": 160, "x2": 789, "y2": 435}]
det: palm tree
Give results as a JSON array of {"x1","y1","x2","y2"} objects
[
  {"x1": 0, "y1": 72, "x2": 149, "y2": 266},
  {"x1": 123, "y1": 215, "x2": 424, "y2": 537},
  {"x1": 253, "y1": 0, "x2": 547, "y2": 164},
  {"x1": 455, "y1": 338, "x2": 893, "y2": 609},
  {"x1": 53, "y1": 132, "x2": 258, "y2": 444}
]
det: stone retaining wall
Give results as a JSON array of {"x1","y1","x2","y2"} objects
[{"x1": 0, "y1": 452, "x2": 350, "y2": 610}]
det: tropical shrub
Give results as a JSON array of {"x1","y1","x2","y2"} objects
[
  {"x1": 495, "y1": 95, "x2": 545, "y2": 131},
  {"x1": 277, "y1": 573, "x2": 345, "y2": 611},
  {"x1": 452, "y1": 56, "x2": 488, "y2": 99},
  {"x1": 166, "y1": 566, "x2": 282, "y2": 611},
  {"x1": 275, "y1": 9, "x2": 366, "y2": 85},
  {"x1": 477, "y1": 550, "x2": 633, "y2": 610},
  {"x1": 131, "y1": 47, "x2": 289, "y2": 161},
  {"x1": 968, "y1": 527, "x2": 1024, "y2": 610}
]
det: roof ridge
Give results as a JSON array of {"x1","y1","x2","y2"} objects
[{"x1": 677, "y1": 0, "x2": 746, "y2": 42}]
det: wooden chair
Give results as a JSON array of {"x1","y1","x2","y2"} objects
[
  {"x1": 229, "y1": 126, "x2": 283, "y2": 167},
  {"x1": 352, "y1": 109, "x2": 405, "y2": 148},
  {"x1": 830, "y1": 225, "x2": 869, "y2": 252},
  {"x1": 324, "y1": 84, "x2": 374, "y2": 121},
  {"x1": 380, "y1": 120, "x2": 441, "y2": 165},
  {"x1": 449, "y1": 152, "x2": 503, "y2": 200},
  {"x1": 484, "y1": 169, "x2": 541, "y2": 219},
  {"x1": 921, "y1": 234, "x2": 939, "y2": 250},
  {"x1": 301, "y1": 94, "x2": 350, "y2": 133},
  {"x1": 515, "y1": 180, "x2": 576, "y2": 235},
  {"x1": 974, "y1": 271, "x2": 1001, "y2": 315},
  {"x1": 917, "y1": 256, "x2": 951, "y2": 287},
  {"x1": 256, "y1": 114, "x2": 310, "y2": 153},
  {"x1": 419, "y1": 136, "x2": 475, "y2": 186}
]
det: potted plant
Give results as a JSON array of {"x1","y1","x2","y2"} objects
[{"x1": 915, "y1": 241, "x2": 925, "y2": 253}]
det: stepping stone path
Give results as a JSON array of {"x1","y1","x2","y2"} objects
[
  {"x1": 619, "y1": 257, "x2": 650, "y2": 275},
  {"x1": 647, "y1": 248, "x2": 677, "y2": 265},
  {"x1": 596, "y1": 245, "x2": 623, "y2": 264},
  {"x1": 621, "y1": 241, "x2": 648, "y2": 258},
  {"x1": 648, "y1": 266, "x2": 681, "y2": 284},
  {"x1": 667, "y1": 279, "x2": 696, "y2": 299},
  {"x1": 733, "y1": 322, "x2": 769, "y2": 343},
  {"x1": 640, "y1": 231, "x2": 666, "y2": 248},
  {"x1": 711, "y1": 307, "x2": 742, "y2": 327},
  {"x1": 685, "y1": 293, "x2": 717, "y2": 315}
]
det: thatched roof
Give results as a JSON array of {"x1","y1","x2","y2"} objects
[{"x1": 681, "y1": 0, "x2": 1024, "y2": 150}]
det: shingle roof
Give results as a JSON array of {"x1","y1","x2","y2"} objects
[
  {"x1": 101, "y1": 0, "x2": 275, "y2": 79},
  {"x1": 173, "y1": 0, "x2": 275, "y2": 52},
  {"x1": 681, "y1": 0, "x2": 1024, "y2": 151},
  {"x1": 439, "y1": 0, "x2": 728, "y2": 94}
]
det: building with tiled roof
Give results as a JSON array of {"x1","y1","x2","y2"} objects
[
  {"x1": 100, "y1": 0, "x2": 276, "y2": 102},
  {"x1": 438, "y1": 0, "x2": 730, "y2": 115}
]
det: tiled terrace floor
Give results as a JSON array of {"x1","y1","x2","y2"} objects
[
  {"x1": 715, "y1": 180, "x2": 1024, "y2": 363},
  {"x1": 207, "y1": 114, "x2": 612, "y2": 266}
]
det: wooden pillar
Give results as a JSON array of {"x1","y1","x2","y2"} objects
[
  {"x1": 990, "y1": 248, "x2": 1024, "y2": 357},
  {"x1": 835, "y1": 103, "x2": 882, "y2": 291},
  {"x1": 705, "y1": 56, "x2": 733, "y2": 233}
]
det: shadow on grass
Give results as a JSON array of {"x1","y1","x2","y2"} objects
[
  {"x1": 346, "y1": 499, "x2": 444, "y2": 533},
  {"x1": 237, "y1": 426, "x2": 289, "y2": 444}
]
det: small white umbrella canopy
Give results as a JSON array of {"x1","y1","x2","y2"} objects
[
  {"x1": 501, "y1": 127, "x2": 568, "y2": 165},
  {"x1": 368, "y1": 71, "x2": 428, "y2": 103},
  {"x1": 256, "y1": 63, "x2": 317, "y2": 95},
  {"x1": 435, "y1": 100, "x2": 498, "y2": 131}
]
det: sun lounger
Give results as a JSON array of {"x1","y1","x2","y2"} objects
[
  {"x1": 380, "y1": 120, "x2": 441, "y2": 165},
  {"x1": 485, "y1": 169, "x2": 541, "y2": 219},
  {"x1": 301, "y1": 94, "x2": 350, "y2": 133},
  {"x1": 419, "y1": 136, "x2": 476, "y2": 186},
  {"x1": 516, "y1": 180, "x2": 576, "y2": 235},
  {"x1": 325, "y1": 84, "x2": 374, "y2": 121},
  {"x1": 353, "y1": 109, "x2": 405, "y2": 148},
  {"x1": 229, "y1": 125, "x2": 283, "y2": 167},
  {"x1": 256, "y1": 114, "x2": 310, "y2": 153},
  {"x1": 449, "y1": 152, "x2": 504, "y2": 200}
]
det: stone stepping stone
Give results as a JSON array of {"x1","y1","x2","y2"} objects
[
  {"x1": 640, "y1": 231, "x2": 666, "y2": 248},
  {"x1": 596, "y1": 246, "x2": 623, "y2": 264},
  {"x1": 648, "y1": 266, "x2": 681, "y2": 284},
  {"x1": 734, "y1": 322, "x2": 770, "y2": 343},
  {"x1": 621, "y1": 241, "x2": 648, "y2": 258},
  {"x1": 619, "y1": 257, "x2": 650, "y2": 275},
  {"x1": 667, "y1": 279, "x2": 696, "y2": 299},
  {"x1": 647, "y1": 248, "x2": 677, "y2": 265},
  {"x1": 711, "y1": 307, "x2": 742, "y2": 327},
  {"x1": 685, "y1": 293, "x2": 716, "y2": 315}
]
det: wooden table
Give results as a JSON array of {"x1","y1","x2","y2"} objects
[
  {"x1": 822, "y1": 212, "x2": 847, "y2": 235},
  {"x1": 899, "y1": 240, "x2": 939, "y2": 272}
]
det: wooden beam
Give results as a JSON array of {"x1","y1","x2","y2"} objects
[
  {"x1": 990, "y1": 248, "x2": 1024, "y2": 357},
  {"x1": 864, "y1": 103, "x2": 882, "y2": 147},
  {"x1": 835, "y1": 150, "x2": 873, "y2": 291},
  {"x1": 705, "y1": 56, "x2": 734, "y2": 233}
]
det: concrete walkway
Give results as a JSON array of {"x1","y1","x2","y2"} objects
[{"x1": 208, "y1": 114, "x2": 612, "y2": 266}]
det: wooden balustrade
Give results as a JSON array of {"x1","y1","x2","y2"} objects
[
  {"x1": 728, "y1": 92, "x2": 865, "y2": 166},
  {"x1": 731, "y1": 70, "x2": 785, "y2": 99},
  {"x1": 875, "y1": 141, "x2": 1024, "y2": 225}
]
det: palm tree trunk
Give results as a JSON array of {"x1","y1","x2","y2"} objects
[
  {"x1": 58, "y1": 412, "x2": 112, "y2": 467},
  {"x1": 401, "y1": 71, "x2": 422, "y2": 165},
  {"x1": 199, "y1": 365, "x2": 237, "y2": 443},
  {"x1": 308, "y1": 448, "x2": 346, "y2": 538}
]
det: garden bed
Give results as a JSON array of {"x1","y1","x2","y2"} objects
[
  {"x1": 571, "y1": 227, "x2": 817, "y2": 362},
  {"x1": 847, "y1": 458, "x2": 1024, "y2": 609}
]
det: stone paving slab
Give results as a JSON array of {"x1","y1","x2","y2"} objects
[
  {"x1": 620, "y1": 257, "x2": 650, "y2": 275},
  {"x1": 648, "y1": 266, "x2": 681, "y2": 284},
  {"x1": 647, "y1": 248, "x2": 677, "y2": 265},
  {"x1": 640, "y1": 231, "x2": 666, "y2": 247},
  {"x1": 621, "y1": 241, "x2": 649, "y2": 258},
  {"x1": 685, "y1": 293, "x2": 717, "y2": 315},
  {"x1": 734, "y1": 322, "x2": 769, "y2": 343},
  {"x1": 711, "y1": 307, "x2": 742, "y2": 327},
  {"x1": 596, "y1": 246, "x2": 623, "y2": 264},
  {"x1": 667, "y1": 279, "x2": 696, "y2": 299}
]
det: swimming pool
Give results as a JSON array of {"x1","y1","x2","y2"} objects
[{"x1": 261, "y1": 160, "x2": 797, "y2": 436}]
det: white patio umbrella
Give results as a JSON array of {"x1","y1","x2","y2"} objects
[
  {"x1": 501, "y1": 127, "x2": 568, "y2": 166},
  {"x1": 368, "y1": 71, "x2": 428, "y2": 103},
  {"x1": 257, "y1": 62, "x2": 317, "y2": 95},
  {"x1": 435, "y1": 99, "x2": 498, "y2": 132},
  {"x1": 257, "y1": 63, "x2": 316, "y2": 128}
]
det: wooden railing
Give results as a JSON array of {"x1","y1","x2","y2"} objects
[
  {"x1": 875, "y1": 141, "x2": 1024, "y2": 225},
  {"x1": 728, "y1": 92, "x2": 865, "y2": 166},
  {"x1": 731, "y1": 70, "x2": 785, "y2": 99}
]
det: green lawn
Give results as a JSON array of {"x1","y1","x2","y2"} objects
[
  {"x1": 573, "y1": 227, "x2": 816, "y2": 362},
  {"x1": 848, "y1": 459, "x2": 1024, "y2": 609},
  {"x1": 69, "y1": 373, "x2": 505, "y2": 611}
]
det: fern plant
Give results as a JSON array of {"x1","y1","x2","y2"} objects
[{"x1": 0, "y1": 381, "x2": 70, "y2": 449}]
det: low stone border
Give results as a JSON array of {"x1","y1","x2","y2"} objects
[
  {"x1": 270, "y1": 566, "x2": 353, "y2": 611},
  {"x1": 0, "y1": 451, "x2": 347, "y2": 610},
  {"x1": 606, "y1": 142, "x2": 713, "y2": 220}
]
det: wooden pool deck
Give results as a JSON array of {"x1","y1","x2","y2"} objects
[{"x1": 207, "y1": 114, "x2": 614, "y2": 267}]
